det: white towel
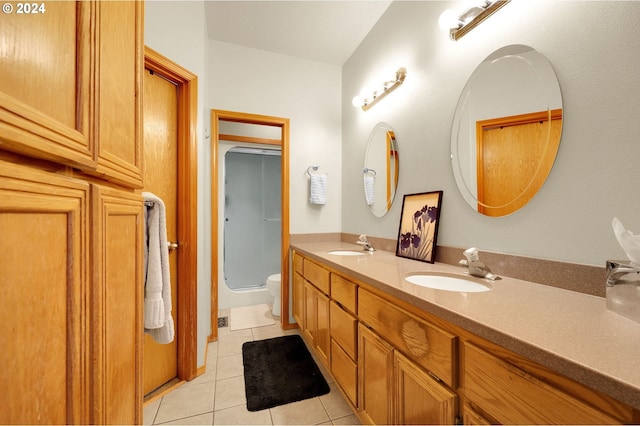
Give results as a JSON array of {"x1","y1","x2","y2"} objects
[
  {"x1": 142, "y1": 192, "x2": 175, "y2": 344},
  {"x1": 309, "y1": 174, "x2": 327, "y2": 205},
  {"x1": 364, "y1": 175, "x2": 375, "y2": 206}
]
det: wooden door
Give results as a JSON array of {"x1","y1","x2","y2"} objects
[
  {"x1": 358, "y1": 324, "x2": 395, "y2": 425},
  {"x1": 142, "y1": 68, "x2": 179, "y2": 396},
  {"x1": 476, "y1": 110, "x2": 562, "y2": 217},
  {"x1": 0, "y1": 161, "x2": 90, "y2": 424},
  {"x1": 395, "y1": 351, "x2": 457, "y2": 425}
]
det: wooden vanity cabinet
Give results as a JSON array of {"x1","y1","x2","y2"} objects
[{"x1": 292, "y1": 251, "x2": 640, "y2": 425}]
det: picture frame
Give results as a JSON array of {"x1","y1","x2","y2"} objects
[{"x1": 396, "y1": 191, "x2": 443, "y2": 263}]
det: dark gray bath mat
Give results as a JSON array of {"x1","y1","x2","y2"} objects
[{"x1": 242, "y1": 335, "x2": 330, "y2": 411}]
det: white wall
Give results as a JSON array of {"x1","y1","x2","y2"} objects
[
  {"x1": 145, "y1": 0, "x2": 210, "y2": 367},
  {"x1": 207, "y1": 40, "x2": 342, "y2": 234},
  {"x1": 342, "y1": 0, "x2": 640, "y2": 267}
]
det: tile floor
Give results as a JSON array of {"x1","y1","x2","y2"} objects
[{"x1": 143, "y1": 308, "x2": 361, "y2": 425}]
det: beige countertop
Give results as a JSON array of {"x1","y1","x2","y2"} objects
[{"x1": 292, "y1": 241, "x2": 640, "y2": 410}]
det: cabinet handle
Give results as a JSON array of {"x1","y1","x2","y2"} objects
[{"x1": 168, "y1": 241, "x2": 179, "y2": 251}]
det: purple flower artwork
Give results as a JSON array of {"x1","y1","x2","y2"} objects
[{"x1": 396, "y1": 191, "x2": 443, "y2": 263}]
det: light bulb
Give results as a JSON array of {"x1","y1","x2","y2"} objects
[
  {"x1": 438, "y1": 9, "x2": 459, "y2": 30},
  {"x1": 352, "y1": 96, "x2": 365, "y2": 108}
]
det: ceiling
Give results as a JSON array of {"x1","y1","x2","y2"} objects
[{"x1": 204, "y1": 1, "x2": 393, "y2": 66}]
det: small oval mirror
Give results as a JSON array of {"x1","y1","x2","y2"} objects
[
  {"x1": 451, "y1": 45, "x2": 563, "y2": 217},
  {"x1": 364, "y1": 122, "x2": 399, "y2": 217}
]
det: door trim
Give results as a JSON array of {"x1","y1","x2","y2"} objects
[
  {"x1": 144, "y1": 46, "x2": 198, "y2": 381},
  {"x1": 210, "y1": 109, "x2": 292, "y2": 342}
]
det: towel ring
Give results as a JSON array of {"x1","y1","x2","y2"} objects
[
  {"x1": 306, "y1": 165, "x2": 319, "y2": 177},
  {"x1": 363, "y1": 167, "x2": 377, "y2": 176}
]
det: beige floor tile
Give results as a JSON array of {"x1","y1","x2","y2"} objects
[
  {"x1": 213, "y1": 404, "x2": 272, "y2": 425},
  {"x1": 214, "y1": 375, "x2": 247, "y2": 411},
  {"x1": 207, "y1": 340, "x2": 219, "y2": 362},
  {"x1": 143, "y1": 398, "x2": 161, "y2": 425},
  {"x1": 320, "y1": 383, "x2": 353, "y2": 420},
  {"x1": 218, "y1": 333, "x2": 254, "y2": 358},
  {"x1": 161, "y1": 411, "x2": 214, "y2": 425},
  {"x1": 217, "y1": 353, "x2": 244, "y2": 380},
  {"x1": 332, "y1": 413, "x2": 361, "y2": 425},
  {"x1": 154, "y1": 380, "x2": 215, "y2": 424},
  {"x1": 191, "y1": 356, "x2": 217, "y2": 385},
  {"x1": 269, "y1": 397, "x2": 330, "y2": 425}
]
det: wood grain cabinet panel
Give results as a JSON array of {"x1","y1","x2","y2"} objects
[
  {"x1": 0, "y1": 1, "x2": 94, "y2": 169},
  {"x1": 358, "y1": 287, "x2": 457, "y2": 387},
  {"x1": 0, "y1": 161, "x2": 90, "y2": 424},
  {"x1": 331, "y1": 339, "x2": 357, "y2": 406},
  {"x1": 330, "y1": 301, "x2": 357, "y2": 359},
  {"x1": 331, "y1": 273, "x2": 357, "y2": 314},
  {"x1": 303, "y1": 258, "x2": 330, "y2": 294},
  {"x1": 92, "y1": 0, "x2": 143, "y2": 187},
  {"x1": 358, "y1": 324, "x2": 395, "y2": 425},
  {"x1": 463, "y1": 342, "x2": 619, "y2": 424},
  {"x1": 395, "y1": 351, "x2": 457, "y2": 425},
  {"x1": 91, "y1": 185, "x2": 143, "y2": 424},
  {"x1": 292, "y1": 270, "x2": 305, "y2": 327}
]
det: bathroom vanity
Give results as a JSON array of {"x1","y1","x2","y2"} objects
[{"x1": 292, "y1": 242, "x2": 640, "y2": 425}]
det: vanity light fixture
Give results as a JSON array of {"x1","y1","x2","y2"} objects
[
  {"x1": 352, "y1": 67, "x2": 407, "y2": 111},
  {"x1": 445, "y1": 0, "x2": 510, "y2": 41}
]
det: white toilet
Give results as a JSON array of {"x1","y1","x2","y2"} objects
[{"x1": 266, "y1": 273, "x2": 281, "y2": 317}]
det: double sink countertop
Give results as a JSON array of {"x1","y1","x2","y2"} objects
[{"x1": 292, "y1": 241, "x2": 640, "y2": 410}]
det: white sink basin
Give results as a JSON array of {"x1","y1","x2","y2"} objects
[
  {"x1": 327, "y1": 250, "x2": 367, "y2": 256},
  {"x1": 405, "y1": 273, "x2": 492, "y2": 293}
]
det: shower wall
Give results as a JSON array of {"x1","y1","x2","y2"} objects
[{"x1": 219, "y1": 144, "x2": 281, "y2": 309}]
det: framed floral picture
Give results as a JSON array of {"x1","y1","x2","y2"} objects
[{"x1": 396, "y1": 191, "x2": 443, "y2": 263}]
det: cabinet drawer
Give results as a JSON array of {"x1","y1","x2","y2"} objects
[
  {"x1": 358, "y1": 288, "x2": 456, "y2": 387},
  {"x1": 293, "y1": 251, "x2": 304, "y2": 275},
  {"x1": 464, "y1": 342, "x2": 618, "y2": 424},
  {"x1": 303, "y1": 258, "x2": 330, "y2": 294},
  {"x1": 331, "y1": 274, "x2": 357, "y2": 314},
  {"x1": 331, "y1": 339, "x2": 357, "y2": 407},
  {"x1": 330, "y1": 301, "x2": 357, "y2": 359}
]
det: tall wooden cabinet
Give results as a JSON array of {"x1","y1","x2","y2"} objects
[{"x1": 0, "y1": 1, "x2": 144, "y2": 423}]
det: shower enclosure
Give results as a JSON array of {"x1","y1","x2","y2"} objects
[{"x1": 220, "y1": 145, "x2": 281, "y2": 308}]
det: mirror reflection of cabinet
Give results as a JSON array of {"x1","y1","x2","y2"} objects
[
  {"x1": 363, "y1": 122, "x2": 399, "y2": 217},
  {"x1": 451, "y1": 45, "x2": 563, "y2": 217}
]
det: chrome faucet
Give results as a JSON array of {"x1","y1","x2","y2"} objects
[
  {"x1": 606, "y1": 260, "x2": 640, "y2": 286},
  {"x1": 459, "y1": 247, "x2": 498, "y2": 280},
  {"x1": 356, "y1": 234, "x2": 375, "y2": 252}
]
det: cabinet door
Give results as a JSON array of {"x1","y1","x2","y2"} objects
[
  {"x1": 464, "y1": 342, "x2": 619, "y2": 424},
  {"x1": 292, "y1": 271, "x2": 305, "y2": 327},
  {"x1": 0, "y1": 2, "x2": 94, "y2": 169},
  {"x1": 0, "y1": 161, "x2": 90, "y2": 424},
  {"x1": 315, "y1": 289, "x2": 330, "y2": 367},
  {"x1": 358, "y1": 324, "x2": 394, "y2": 425},
  {"x1": 93, "y1": 0, "x2": 143, "y2": 187},
  {"x1": 395, "y1": 351, "x2": 457, "y2": 425},
  {"x1": 304, "y1": 281, "x2": 316, "y2": 344},
  {"x1": 91, "y1": 185, "x2": 143, "y2": 424},
  {"x1": 331, "y1": 339, "x2": 358, "y2": 407}
]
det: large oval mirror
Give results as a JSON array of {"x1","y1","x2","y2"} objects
[
  {"x1": 451, "y1": 44, "x2": 563, "y2": 217},
  {"x1": 364, "y1": 122, "x2": 399, "y2": 217}
]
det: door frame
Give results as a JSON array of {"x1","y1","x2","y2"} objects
[
  {"x1": 209, "y1": 109, "x2": 292, "y2": 342},
  {"x1": 144, "y1": 46, "x2": 198, "y2": 381}
]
